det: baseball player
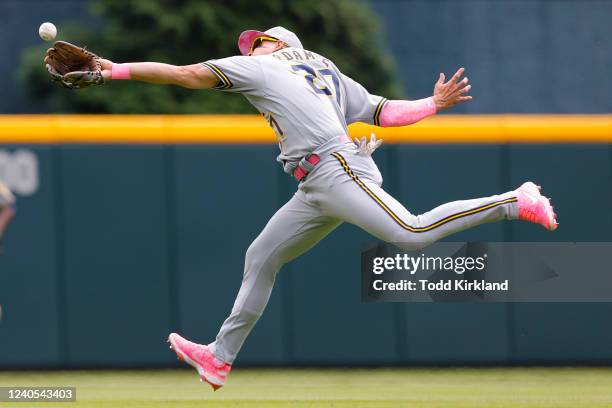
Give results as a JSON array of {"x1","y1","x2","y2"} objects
[
  {"x1": 44, "y1": 26, "x2": 557, "y2": 390},
  {"x1": 0, "y1": 181, "x2": 16, "y2": 253}
]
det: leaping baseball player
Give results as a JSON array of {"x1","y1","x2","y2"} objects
[{"x1": 44, "y1": 26, "x2": 557, "y2": 390}]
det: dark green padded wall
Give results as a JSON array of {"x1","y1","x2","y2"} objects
[{"x1": 59, "y1": 147, "x2": 173, "y2": 366}]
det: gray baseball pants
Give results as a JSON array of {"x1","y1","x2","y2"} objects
[{"x1": 209, "y1": 144, "x2": 518, "y2": 363}]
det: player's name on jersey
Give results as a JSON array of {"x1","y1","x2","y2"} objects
[
  {"x1": 272, "y1": 49, "x2": 319, "y2": 62},
  {"x1": 371, "y1": 279, "x2": 509, "y2": 292}
]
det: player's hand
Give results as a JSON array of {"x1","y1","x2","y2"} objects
[
  {"x1": 433, "y1": 67, "x2": 472, "y2": 110},
  {"x1": 97, "y1": 58, "x2": 113, "y2": 81}
]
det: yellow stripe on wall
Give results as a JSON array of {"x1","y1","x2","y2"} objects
[{"x1": 0, "y1": 114, "x2": 610, "y2": 144}]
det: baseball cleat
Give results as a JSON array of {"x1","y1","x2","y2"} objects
[
  {"x1": 167, "y1": 333, "x2": 231, "y2": 391},
  {"x1": 515, "y1": 181, "x2": 558, "y2": 231}
]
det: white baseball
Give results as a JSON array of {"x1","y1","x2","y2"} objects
[{"x1": 39, "y1": 22, "x2": 57, "y2": 41}]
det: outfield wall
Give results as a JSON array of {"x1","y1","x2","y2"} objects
[{"x1": 0, "y1": 115, "x2": 611, "y2": 367}]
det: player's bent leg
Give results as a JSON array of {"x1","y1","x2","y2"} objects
[{"x1": 170, "y1": 190, "x2": 340, "y2": 389}]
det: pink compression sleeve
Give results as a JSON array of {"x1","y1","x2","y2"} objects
[
  {"x1": 379, "y1": 97, "x2": 437, "y2": 127},
  {"x1": 111, "y1": 63, "x2": 131, "y2": 80}
]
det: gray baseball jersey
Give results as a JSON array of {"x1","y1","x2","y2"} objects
[
  {"x1": 203, "y1": 47, "x2": 386, "y2": 173},
  {"x1": 201, "y1": 48, "x2": 520, "y2": 365}
]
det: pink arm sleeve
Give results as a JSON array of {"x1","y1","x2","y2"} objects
[
  {"x1": 379, "y1": 97, "x2": 437, "y2": 127},
  {"x1": 111, "y1": 63, "x2": 132, "y2": 80}
]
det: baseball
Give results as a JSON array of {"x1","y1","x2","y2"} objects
[{"x1": 39, "y1": 22, "x2": 57, "y2": 41}]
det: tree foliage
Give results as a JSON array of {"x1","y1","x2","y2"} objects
[{"x1": 21, "y1": 0, "x2": 402, "y2": 113}]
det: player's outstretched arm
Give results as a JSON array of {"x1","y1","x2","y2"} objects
[
  {"x1": 378, "y1": 67, "x2": 472, "y2": 127},
  {"x1": 44, "y1": 41, "x2": 219, "y2": 90},
  {"x1": 98, "y1": 59, "x2": 219, "y2": 89}
]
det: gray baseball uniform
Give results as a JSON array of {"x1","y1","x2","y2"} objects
[{"x1": 202, "y1": 48, "x2": 518, "y2": 364}]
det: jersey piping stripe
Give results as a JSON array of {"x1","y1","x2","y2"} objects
[
  {"x1": 201, "y1": 62, "x2": 233, "y2": 89},
  {"x1": 201, "y1": 62, "x2": 229, "y2": 89},
  {"x1": 331, "y1": 152, "x2": 517, "y2": 233},
  {"x1": 373, "y1": 98, "x2": 387, "y2": 126},
  {"x1": 206, "y1": 63, "x2": 233, "y2": 89}
]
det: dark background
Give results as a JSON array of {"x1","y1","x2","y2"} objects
[{"x1": 2, "y1": 0, "x2": 611, "y2": 113}]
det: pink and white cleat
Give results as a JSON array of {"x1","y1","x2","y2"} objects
[
  {"x1": 168, "y1": 333, "x2": 232, "y2": 391},
  {"x1": 515, "y1": 181, "x2": 558, "y2": 231}
]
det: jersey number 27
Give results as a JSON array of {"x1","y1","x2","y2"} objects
[{"x1": 291, "y1": 64, "x2": 341, "y2": 107}]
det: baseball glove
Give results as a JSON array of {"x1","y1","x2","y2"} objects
[{"x1": 44, "y1": 41, "x2": 104, "y2": 89}]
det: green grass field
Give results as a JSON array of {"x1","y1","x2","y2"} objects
[{"x1": 1, "y1": 368, "x2": 611, "y2": 407}]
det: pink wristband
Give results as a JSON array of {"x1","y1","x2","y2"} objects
[
  {"x1": 379, "y1": 97, "x2": 437, "y2": 127},
  {"x1": 111, "y1": 63, "x2": 131, "y2": 80}
]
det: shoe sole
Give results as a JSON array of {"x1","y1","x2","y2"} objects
[{"x1": 168, "y1": 334, "x2": 224, "y2": 391}]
